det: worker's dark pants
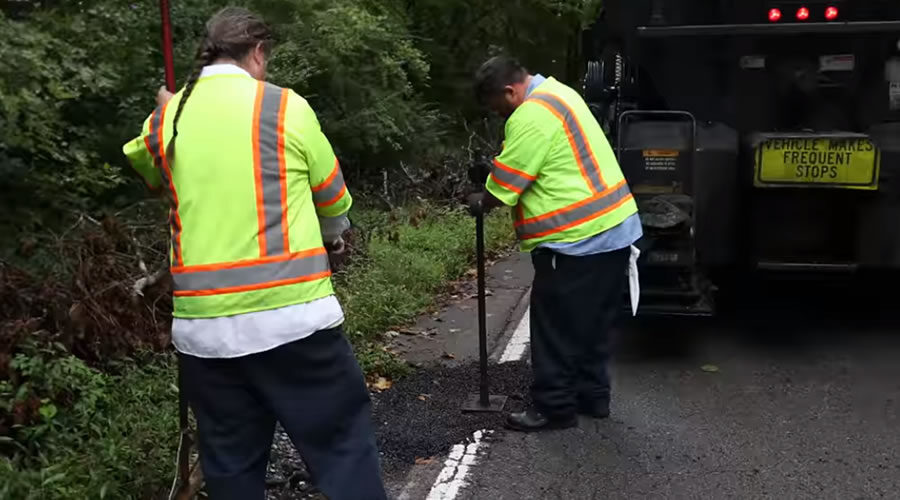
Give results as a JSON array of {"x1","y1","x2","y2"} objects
[
  {"x1": 180, "y1": 327, "x2": 386, "y2": 500},
  {"x1": 529, "y1": 247, "x2": 630, "y2": 419}
]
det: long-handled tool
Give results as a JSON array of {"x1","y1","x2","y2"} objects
[
  {"x1": 157, "y1": 2, "x2": 205, "y2": 499},
  {"x1": 461, "y1": 198, "x2": 507, "y2": 413},
  {"x1": 160, "y1": 0, "x2": 176, "y2": 93},
  {"x1": 168, "y1": 357, "x2": 205, "y2": 500}
]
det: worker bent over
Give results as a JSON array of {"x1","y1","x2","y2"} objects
[
  {"x1": 470, "y1": 56, "x2": 642, "y2": 432},
  {"x1": 122, "y1": 7, "x2": 386, "y2": 500}
]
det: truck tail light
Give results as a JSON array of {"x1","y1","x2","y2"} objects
[
  {"x1": 768, "y1": 8, "x2": 783, "y2": 22},
  {"x1": 825, "y1": 6, "x2": 839, "y2": 21},
  {"x1": 797, "y1": 7, "x2": 810, "y2": 21}
]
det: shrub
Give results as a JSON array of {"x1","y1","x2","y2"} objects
[{"x1": 1, "y1": 350, "x2": 177, "y2": 500}]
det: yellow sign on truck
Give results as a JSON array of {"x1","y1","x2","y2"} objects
[{"x1": 755, "y1": 135, "x2": 880, "y2": 190}]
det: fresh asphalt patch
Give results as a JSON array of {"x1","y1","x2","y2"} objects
[
  {"x1": 266, "y1": 426, "x2": 322, "y2": 500},
  {"x1": 263, "y1": 361, "x2": 532, "y2": 499},
  {"x1": 372, "y1": 361, "x2": 531, "y2": 473}
]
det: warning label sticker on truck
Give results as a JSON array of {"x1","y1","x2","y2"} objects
[
  {"x1": 740, "y1": 55, "x2": 766, "y2": 70},
  {"x1": 642, "y1": 150, "x2": 679, "y2": 172},
  {"x1": 819, "y1": 54, "x2": 855, "y2": 72},
  {"x1": 755, "y1": 136, "x2": 879, "y2": 190}
]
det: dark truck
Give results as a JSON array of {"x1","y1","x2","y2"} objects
[{"x1": 582, "y1": 0, "x2": 900, "y2": 315}]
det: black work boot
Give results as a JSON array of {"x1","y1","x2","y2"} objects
[{"x1": 505, "y1": 408, "x2": 577, "y2": 432}]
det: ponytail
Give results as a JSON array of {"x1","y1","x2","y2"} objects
[{"x1": 164, "y1": 38, "x2": 218, "y2": 163}]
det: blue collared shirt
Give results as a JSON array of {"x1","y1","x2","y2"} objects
[{"x1": 525, "y1": 74, "x2": 642, "y2": 256}]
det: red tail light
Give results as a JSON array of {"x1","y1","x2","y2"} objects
[
  {"x1": 825, "y1": 6, "x2": 839, "y2": 21},
  {"x1": 768, "y1": 8, "x2": 783, "y2": 22},
  {"x1": 797, "y1": 7, "x2": 811, "y2": 21}
]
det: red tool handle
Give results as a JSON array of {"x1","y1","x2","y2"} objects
[{"x1": 159, "y1": 0, "x2": 176, "y2": 92}]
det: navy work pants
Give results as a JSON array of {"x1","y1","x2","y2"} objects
[
  {"x1": 180, "y1": 327, "x2": 386, "y2": 500},
  {"x1": 529, "y1": 247, "x2": 630, "y2": 419}
]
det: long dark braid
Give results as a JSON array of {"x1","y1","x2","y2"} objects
[
  {"x1": 164, "y1": 39, "x2": 217, "y2": 162},
  {"x1": 164, "y1": 7, "x2": 274, "y2": 164}
]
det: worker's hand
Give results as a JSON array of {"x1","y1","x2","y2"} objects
[
  {"x1": 326, "y1": 237, "x2": 346, "y2": 255},
  {"x1": 468, "y1": 157, "x2": 492, "y2": 185},
  {"x1": 467, "y1": 192, "x2": 485, "y2": 217},
  {"x1": 157, "y1": 86, "x2": 174, "y2": 107}
]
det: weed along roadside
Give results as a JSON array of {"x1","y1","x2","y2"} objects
[
  {"x1": 336, "y1": 205, "x2": 515, "y2": 378},
  {"x1": 0, "y1": 204, "x2": 514, "y2": 499}
]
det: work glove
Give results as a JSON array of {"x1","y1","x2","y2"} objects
[
  {"x1": 468, "y1": 156, "x2": 492, "y2": 185},
  {"x1": 467, "y1": 192, "x2": 485, "y2": 217}
]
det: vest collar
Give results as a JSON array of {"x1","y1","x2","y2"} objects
[{"x1": 199, "y1": 63, "x2": 252, "y2": 79}]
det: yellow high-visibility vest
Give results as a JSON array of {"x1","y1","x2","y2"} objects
[
  {"x1": 486, "y1": 77, "x2": 637, "y2": 252},
  {"x1": 123, "y1": 73, "x2": 351, "y2": 318}
]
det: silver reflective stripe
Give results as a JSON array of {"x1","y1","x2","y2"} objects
[
  {"x1": 147, "y1": 106, "x2": 163, "y2": 172},
  {"x1": 147, "y1": 105, "x2": 183, "y2": 263},
  {"x1": 516, "y1": 182, "x2": 633, "y2": 239},
  {"x1": 528, "y1": 93, "x2": 606, "y2": 193},
  {"x1": 172, "y1": 251, "x2": 331, "y2": 293},
  {"x1": 491, "y1": 161, "x2": 533, "y2": 193},
  {"x1": 313, "y1": 162, "x2": 346, "y2": 206},
  {"x1": 257, "y1": 83, "x2": 288, "y2": 255}
]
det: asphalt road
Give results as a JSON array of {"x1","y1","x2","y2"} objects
[
  {"x1": 377, "y1": 253, "x2": 900, "y2": 499},
  {"x1": 457, "y1": 311, "x2": 900, "y2": 500}
]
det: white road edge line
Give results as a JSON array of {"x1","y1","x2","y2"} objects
[
  {"x1": 499, "y1": 307, "x2": 530, "y2": 364},
  {"x1": 422, "y1": 309, "x2": 530, "y2": 500},
  {"x1": 424, "y1": 430, "x2": 492, "y2": 500}
]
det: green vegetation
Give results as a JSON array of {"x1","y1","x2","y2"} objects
[{"x1": 1, "y1": 349, "x2": 177, "y2": 500}]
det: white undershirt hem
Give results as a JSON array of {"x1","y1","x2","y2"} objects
[{"x1": 172, "y1": 295, "x2": 344, "y2": 359}]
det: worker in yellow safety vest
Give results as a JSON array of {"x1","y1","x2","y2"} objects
[
  {"x1": 122, "y1": 8, "x2": 386, "y2": 500},
  {"x1": 469, "y1": 56, "x2": 642, "y2": 432}
]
